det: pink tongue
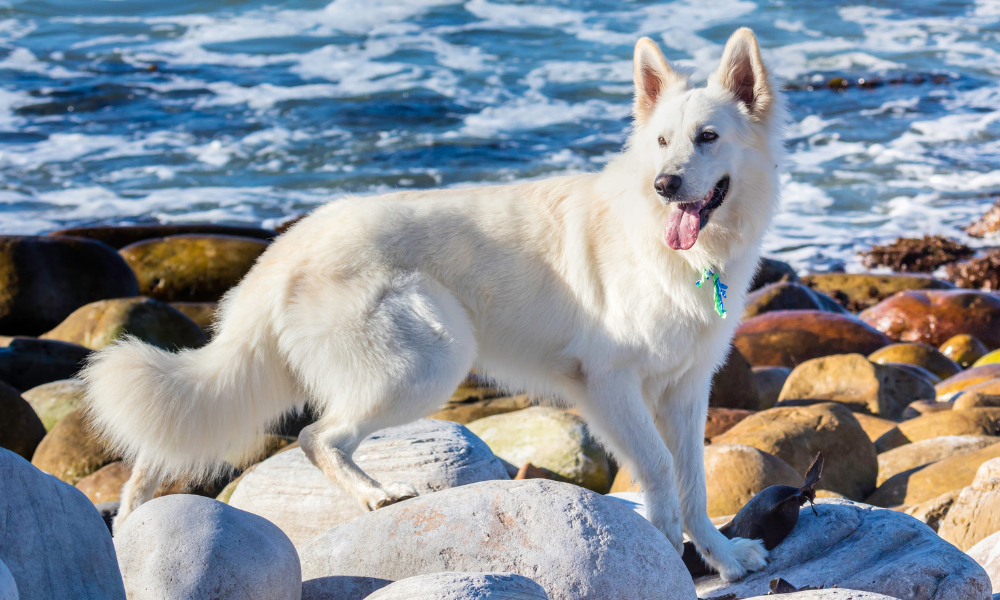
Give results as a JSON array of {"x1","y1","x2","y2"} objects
[{"x1": 664, "y1": 201, "x2": 705, "y2": 250}]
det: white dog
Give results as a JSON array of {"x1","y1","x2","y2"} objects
[{"x1": 83, "y1": 28, "x2": 783, "y2": 581}]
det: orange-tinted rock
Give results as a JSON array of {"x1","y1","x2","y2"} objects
[
  {"x1": 708, "y1": 347, "x2": 759, "y2": 410},
  {"x1": 705, "y1": 408, "x2": 755, "y2": 439},
  {"x1": 936, "y1": 365, "x2": 1000, "y2": 398},
  {"x1": 860, "y1": 289, "x2": 1000, "y2": 348},
  {"x1": 867, "y1": 441, "x2": 1000, "y2": 508},
  {"x1": 75, "y1": 460, "x2": 237, "y2": 504},
  {"x1": 800, "y1": 273, "x2": 953, "y2": 312},
  {"x1": 940, "y1": 334, "x2": 989, "y2": 368},
  {"x1": 868, "y1": 343, "x2": 961, "y2": 380},
  {"x1": 853, "y1": 413, "x2": 902, "y2": 443},
  {"x1": 954, "y1": 380, "x2": 1000, "y2": 410},
  {"x1": 734, "y1": 310, "x2": 892, "y2": 369},
  {"x1": 902, "y1": 399, "x2": 954, "y2": 420},
  {"x1": 876, "y1": 408, "x2": 1000, "y2": 454},
  {"x1": 31, "y1": 408, "x2": 115, "y2": 485}
]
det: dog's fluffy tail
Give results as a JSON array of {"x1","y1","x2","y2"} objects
[{"x1": 81, "y1": 303, "x2": 298, "y2": 482}]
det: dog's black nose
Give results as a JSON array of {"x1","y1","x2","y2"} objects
[{"x1": 654, "y1": 174, "x2": 682, "y2": 198}]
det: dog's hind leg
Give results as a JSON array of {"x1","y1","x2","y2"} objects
[{"x1": 113, "y1": 461, "x2": 161, "y2": 533}]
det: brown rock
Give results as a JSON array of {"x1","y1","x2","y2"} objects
[
  {"x1": 75, "y1": 460, "x2": 238, "y2": 504},
  {"x1": 868, "y1": 343, "x2": 961, "y2": 380},
  {"x1": 0, "y1": 379, "x2": 46, "y2": 460},
  {"x1": 708, "y1": 347, "x2": 760, "y2": 410},
  {"x1": 31, "y1": 408, "x2": 115, "y2": 485},
  {"x1": 0, "y1": 235, "x2": 139, "y2": 336},
  {"x1": 860, "y1": 235, "x2": 972, "y2": 273},
  {"x1": 41, "y1": 297, "x2": 207, "y2": 350},
  {"x1": 734, "y1": 310, "x2": 892, "y2": 369},
  {"x1": 704, "y1": 444, "x2": 805, "y2": 517},
  {"x1": 428, "y1": 395, "x2": 533, "y2": 425},
  {"x1": 275, "y1": 215, "x2": 307, "y2": 236},
  {"x1": 939, "y1": 334, "x2": 989, "y2": 368},
  {"x1": 853, "y1": 413, "x2": 900, "y2": 443},
  {"x1": 946, "y1": 249, "x2": 1000, "y2": 291},
  {"x1": 936, "y1": 365, "x2": 1000, "y2": 398},
  {"x1": 169, "y1": 302, "x2": 217, "y2": 335},
  {"x1": 514, "y1": 463, "x2": 551, "y2": 480},
  {"x1": 22, "y1": 379, "x2": 85, "y2": 431},
  {"x1": 752, "y1": 366, "x2": 791, "y2": 410},
  {"x1": 0, "y1": 338, "x2": 90, "y2": 391},
  {"x1": 902, "y1": 489, "x2": 961, "y2": 532},
  {"x1": 800, "y1": 273, "x2": 953, "y2": 312},
  {"x1": 49, "y1": 224, "x2": 276, "y2": 249},
  {"x1": 120, "y1": 234, "x2": 269, "y2": 302},
  {"x1": 880, "y1": 408, "x2": 1000, "y2": 452},
  {"x1": 954, "y1": 380, "x2": 1000, "y2": 410},
  {"x1": 877, "y1": 435, "x2": 999, "y2": 486},
  {"x1": 859, "y1": 289, "x2": 1000, "y2": 348},
  {"x1": 867, "y1": 440, "x2": 1000, "y2": 508},
  {"x1": 711, "y1": 402, "x2": 877, "y2": 500},
  {"x1": 705, "y1": 408, "x2": 755, "y2": 439},
  {"x1": 874, "y1": 427, "x2": 910, "y2": 454},
  {"x1": 901, "y1": 399, "x2": 954, "y2": 420},
  {"x1": 776, "y1": 353, "x2": 936, "y2": 420},
  {"x1": 938, "y1": 457, "x2": 1000, "y2": 550},
  {"x1": 749, "y1": 257, "x2": 799, "y2": 292},
  {"x1": 966, "y1": 199, "x2": 1000, "y2": 238},
  {"x1": 742, "y1": 282, "x2": 848, "y2": 319}
]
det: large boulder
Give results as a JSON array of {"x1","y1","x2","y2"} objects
[
  {"x1": 704, "y1": 444, "x2": 804, "y2": 517},
  {"x1": 869, "y1": 343, "x2": 962, "y2": 380},
  {"x1": 0, "y1": 448, "x2": 126, "y2": 598},
  {"x1": 743, "y1": 592, "x2": 902, "y2": 600},
  {"x1": 22, "y1": 378, "x2": 85, "y2": 431},
  {"x1": 0, "y1": 235, "x2": 139, "y2": 336},
  {"x1": 877, "y1": 409, "x2": 1000, "y2": 453},
  {"x1": 733, "y1": 311, "x2": 891, "y2": 369},
  {"x1": 711, "y1": 403, "x2": 877, "y2": 500},
  {"x1": 867, "y1": 441, "x2": 1000, "y2": 507},
  {"x1": 467, "y1": 407, "x2": 611, "y2": 493},
  {"x1": 694, "y1": 499, "x2": 990, "y2": 600},
  {"x1": 50, "y1": 224, "x2": 276, "y2": 249},
  {"x1": 937, "y1": 365, "x2": 1000, "y2": 398},
  {"x1": 0, "y1": 338, "x2": 90, "y2": 391},
  {"x1": 753, "y1": 366, "x2": 791, "y2": 410},
  {"x1": 41, "y1": 297, "x2": 207, "y2": 350},
  {"x1": 877, "y1": 435, "x2": 1000, "y2": 486},
  {"x1": 708, "y1": 347, "x2": 760, "y2": 410},
  {"x1": 31, "y1": 408, "x2": 115, "y2": 485},
  {"x1": 119, "y1": 234, "x2": 269, "y2": 302},
  {"x1": 939, "y1": 458, "x2": 1000, "y2": 551},
  {"x1": 940, "y1": 334, "x2": 989, "y2": 368},
  {"x1": 743, "y1": 282, "x2": 848, "y2": 319},
  {"x1": 860, "y1": 290, "x2": 1000, "y2": 348},
  {"x1": 852, "y1": 413, "x2": 899, "y2": 444},
  {"x1": 704, "y1": 407, "x2": 755, "y2": 439},
  {"x1": 0, "y1": 380, "x2": 45, "y2": 460},
  {"x1": 364, "y1": 573, "x2": 548, "y2": 600},
  {"x1": 777, "y1": 353, "x2": 936, "y2": 420},
  {"x1": 114, "y1": 495, "x2": 300, "y2": 600},
  {"x1": 298, "y1": 479, "x2": 697, "y2": 600},
  {"x1": 800, "y1": 273, "x2": 953, "y2": 313},
  {"x1": 229, "y1": 419, "x2": 508, "y2": 546},
  {"x1": 0, "y1": 559, "x2": 15, "y2": 600},
  {"x1": 968, "y1": 530, "x2": 1000, "y2": 594}
]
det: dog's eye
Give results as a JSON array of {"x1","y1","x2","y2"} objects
[
  {"x1": 698, "y1": 131, "x2": 718, "y2": 143},
  {"x1": 657, "y1": 136, "x2": 666, "y2": 147}
]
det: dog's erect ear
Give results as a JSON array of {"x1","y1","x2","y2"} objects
[
  {"x1": 713, "y1": 28, "x2": 771, "y2": 119},
  {"x1": 633, "y1": 37, "x2": 680, "y2": 122}
]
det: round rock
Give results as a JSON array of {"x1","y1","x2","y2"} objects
[
  {"x1": 940, "y1": 334, "x2": 988, "y2": 368},
  {"x1": 22, "y1": 378, "x2": 85, "y2": 431},
  {"x1": 938, "y1": 458, "x2": 1000, "y2": 551},
  {"x1": 937, "y1": 365, "x2": 1000, "y2": 398},
  {"x1": 0, "y1": 380, "x2": 46, "y2": 460},
  {"x1": 364, "y1": 572, "x2": 548, "y2": 600},
  {"x1": 31, "y1": 408, "x2": 115, "y2": 485},
  {"x1": 704, "y1": 444, "x2": 804, "y2": 517},
  {"x1": 0, "y1": 558, "x2": 16, "y2": 600},
  {"x1": 734, "y1": 311, "x2": 891, "y2": 369},
  {"x1": 0, "y1": 338, "x2": 90, "y2": 391},
  {"x1": 878, "y1": 409, "x2": 1000, "y2": 453},
  {"x1": 708, "y1": 347, "x2": 760, "y2": 410},
  {"x1": 967, "y1": 530, "x2": 1000, "y2": 594},
  {"x1": 428, "y1": 394, "x2": 533, "y2": 425},
  {"x1": 50, "y1": 224, "x2": 275, "y2": 249},
  {"x1": 877, "y1": 435, "x2": 1000, "y2": 486},
  {"x1": 860, "y1": 289, "x2": 1000, "y2": 348},
  {"x1": 867, "y1": 441, "x2": 1000, "y2": 507},
  {"x1": 799, "y1": 273, "x2": 952, "y2": 312},
  {"x1": 753, "y1": 366, "x2": 791, "y2": 410},
  {"x1": 743, "y1": 281, "x2": 848, "y2": 319},
  {"x1": 41, "y1": 296, "x2": 207, "y2": 350},
  {"x1": 869, "y1": 343, "x2": 961, "y2": 380}
]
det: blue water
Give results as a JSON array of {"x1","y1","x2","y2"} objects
[{"x1": 2, "y1": 0, "x2": 1000, "y2": 272}]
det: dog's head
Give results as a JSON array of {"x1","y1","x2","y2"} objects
[{"x1": 628, "y1": 28, "x2": 782, "y2": 255}]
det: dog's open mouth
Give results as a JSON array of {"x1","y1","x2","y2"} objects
[{"x1": 664, "y1": 175, "x2": 730, "y2": 251}]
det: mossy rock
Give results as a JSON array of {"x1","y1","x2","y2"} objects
[
  {"x1": 41, "y1": 297, "x2": 207, "y2": 350},
  {"x1": 940, "y1": 334, "x2": 988, "y2": 368},
  {"x1": 869, "y1": 343, "x2": 961, "y2": 380},
  {"x1": 22, "y1": 378, "x2": 85, "y2": 431},
  {"x1": 31, "y1": 408, "x2": 116, "y2": 485}
]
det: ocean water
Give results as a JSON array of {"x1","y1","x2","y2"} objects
[{"x1": 2, "y1": 0, "x2": 1000, "y2": 272}]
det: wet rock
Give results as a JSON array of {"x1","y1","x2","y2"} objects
[
  {"x1": 937, "y1": 365, "x2": 1000, "y2": 398},
  {"x1": 709, "y1": 346, "x2": 760, "y2": 410},
  {"x1": 115, "y1": 495, "x2": 300, "y2": 600},
  {"x1": 753, "y1": 366, "x2": 791, "y2": 410},
  {"x1": 966, "y1": 199, "x2": 1000, "y2": 238},
  {"x1": 712, "y1": 403, "x2": 878, "y2": 500},
  {"x1": 946, "y1": 249, "x2": 1000, "y2": 291},
  {"x1": 903, "y1": 489, "x2": 961, "y2": 532},
  {"x1": 168, "y1": 301, "x2": 217, "y2": 335},
  {"x1": 939, "y1": 457, "x2": 1000, "y2": 551},
  {"x1": 968, "y1": 530, "x2": 1000, "y2": 594},
  {"x1": 120, "y1": 234, "x2": 269, "y2": 302},
  {"x1": 903, "y1": 399, "x2": 954, "y2": 420},
  {"x1": 694, "y1": 499, "x2": 991, "y2": 600},
  {"x1": 31, "y1": 408, "x2": 115, "y2": 485},
  {"x1": 877, "y1": 408, "x2": 1000, "y2": 453},
  {"x1": 853, "y1": 413, "x2": 899, "y2": 444},
  {"x1": 0, "y1": 235, "x2": 139, "y2": 336},
  {"x1": 467, "y1": 407, "x2": 611, "y2": 493},
  {"x1": 704, "y1": 444, "x2": 804, "y2": 517},
  {"x1": 41, "y1": 296, "x2": 207, "y2": 350},
  {"x1": 50, "y1": 223, "x2": 276, "y2": 249},
  {"x1": 867, "y1": 441, "x2": 1000, "y2": 507},
  {"x1": 801, "y1": 272, "x2": 953, "y2": 312},
  {"x1": 364, "y1": 573, "x2": 548, "y2": 600},
  {"x1": 975, "y1": 349, "x2": 1000, "y2": 368},
  {"x1": 21, "y1": 378, "x2": 85, "y2": 431},
  {"x1": 743, "y1": 282, "x2": 848, "y2": 319},
  {"x1": 705, "y1": 407, "x2": 755, "y2": 439},
  {"x1": 299, "y1": 479, "x2": 696, "y2": 600},
  {"x1": 0, "y1": 448, "x2": 126, "y2": 599},
  {"x1": 750, "y1": 257, "x2": 799, "y2": 292},
  {"x1": 734, "y1": 310, "x2": 891, "y2": 369},
  {"x1": 0, "y1": 380, "x2": 46, "y2": 461},
  {"x1": 229, "y1": 419, "x2": 508, "y2": 546},
  {"x1": 776, "y1": 353, "x2": 936, "y2": 420},
  {"x1": 877, "y1": 435, "x2": 999, "y2": 486},
  {"x1": 0, "y1": 338, "x2": 90, "y2": 391},
  {"x1": 427, "y1": 394, "x2": 533, "y2": 425},
  {"x1": 868, "y1": 343, "x2": 962, "y2": 380},
  {"x1": 860, "y1": 289, "x2": 1000, "y2": 348},
  {"x1": 940, "y1": 334, "x2": 989, "y2": 368},
  {"x1": 860, "y1": 235, "x2": 973, "y2": 273}
]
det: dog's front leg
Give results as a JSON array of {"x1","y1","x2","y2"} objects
[{"x1": 656, "y1": 376, "x2": 768, "y2": 582}]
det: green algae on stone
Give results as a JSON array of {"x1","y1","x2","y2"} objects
[
  {"x1": 22, "y1": 378, "x2": 85, "y2": 431},
  {"x1": 41, "y1": 296, "x2": 207, "y2": 350}
]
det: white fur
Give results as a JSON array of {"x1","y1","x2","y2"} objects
[{"x1": 82, "y1": 28, "x2": 783, "y2": 581}]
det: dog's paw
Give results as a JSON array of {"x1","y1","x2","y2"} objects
[
  {"x1": 368, "y1": 482, "x2": 418, "y2": 510},
  {"x1": 716, "y1": 537, "x2": 768, "y2": 582}
]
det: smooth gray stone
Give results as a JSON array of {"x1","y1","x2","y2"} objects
[
  {"x1": 0, "y1": 559, "x2": 17, "y2": 600},
  {"x1": 743, "y1": 591, "x2": 899, "y2": 599},
  {"x1": 299, "y1": 479, "x2": 696, "y2": 600},
  {"x1": 364, "y1": 572, "x2": 547, "y2": 599},
  {"x1": 114, "y1": 494, "x2": 301, "y2": 600},
  {"x1": 968, "y1": 530, "x2": 1000, "y2": 594}
]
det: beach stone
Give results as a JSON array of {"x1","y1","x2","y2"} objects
[
  {"x1": 0, "y1": 338, "x2": 90, "y2": 391},
  {"x1": 867, "y1": 441, "x2": 1000, "y2": 507},
  {"x1": 743, "y1": 281, "x2": 848, "y2": 319},
  {"x1": 711, "y1": 402, "x2": 877, "y2": 500},
  {"x1": 903, "y1": 399, "x2": 954, "y2": 420},
  {"x1": 75, "y1": 460, "x2": 235, "y2": 505},
  {"x1": 704, "y1": 444, "x2": 804, "y2": 517},
  {"x1": 939, "y1": 458, "x2": 1000, "y2": 551},
  {"x1": 115, "y1": 495, "x2": 301, "y2": 600},
  {"x1": 0, "y1": 559, "x2": 15, "y2": 600},
  {"x1": 861, "y1": 235, "x2": 973, "y2": 273},
  {"x1": 0, "y1": 235, "x2": 139, "y2": 336},
  {"x1": 876, "y1": 409, "x2": 1000, "y2": 453},
  {"x1": 364, "y1": 572, "x2": 548, "y2": 600},
  {"x1": 467, "y1": 407, "x2": 611, "y2": 493},
  {"x1": 0, "y1": 380, "x2": 45, "y2": 461},
  {"x1": 976, "y1": 349, "x2": 1000, "y2": 368},
  {"x1": 877, "y1": 435, "x2": 1000, "y2": 486},
  {"x1": 230, "y1": 419, "x2": 508, "y2": 546},
  {"x1": 860, "y1": 289, "x2": 1000, "y2": 348},
  {"x1": 0, "y1": 447, "x2": 126, "y2": 599},
  {"x1": 750, "y1": 257, "x2": 799, "y2": 291},
  {"x1": 903, "y1": 489, "x2": 961, "y2": 532},
  {"x1": 734, "y1": 310, "x2": 892, "y2": 369},
  {"x1": 705, "y1": 407, "x2": 755, "y2": 439},
  {"x1": 31, "y1": 408, "x2": 115, "y2": 485},
  {"x1": 753, "y1": 366, "x2": 791, "y2": 409},
  {"x1": 777, "y1": 353, "x2": 936, "y2": 420},
  {"x1": 743, "y1": 592, "x2": 901, "y2": 600},
  {"x1": 41, "y1": 296, "x2": 207, "y2": 350},
  {"x1": 21, "y1": 378, "x2": 85, "y2": 430},
  {"x1": 694, "y1": 499, "x2": 991, "y2": 600},
  {"x1": 853, "y1": 413, "x2": 899, "y2": 443},
  {"x1": 428, "y1": 395, "x2": 533, "y2": 425},
  {"x1": 709, "y1": 346, "x2": 760, "y2": 410},
  {"x1": 869, "y1": 343, "x2": 962, "y2": 380},
  {"x1": 299, "y1": 479, "x2": 696, "y2": 600},
  {"x1": 801, "y1": 272, "x2": 953, "y2": 312},
  {"x1": 941, "y1": 334, "x2": 989, "y2": 368},
  {"x1": 50, "y1": 224, "x2": 276, "y2": 249},
  {"x1": 966, "y1": 199, "x2": 1000, "y2": 238},
  {"x1": 956, "y1": 382, "x2": 1000, "y2": 409},
  {"x1": 938, "y1": 366, "x2": 1000, "y2": 398},
  {"x1": 169, "y1": 301, "x2": 217, "y2": 335},
  {"x1": 968, "y1": 530, "x2": 1000, "y2": 594},
  {"x1": 120, "y1": 234, "x2": 269, "y2": 302}
]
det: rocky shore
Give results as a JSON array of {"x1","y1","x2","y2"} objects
[{"x1": 6, "y1": 217, "x2": 1000, "y2": 599}]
